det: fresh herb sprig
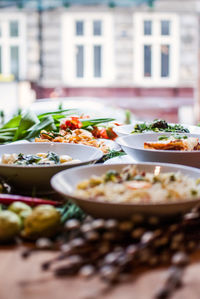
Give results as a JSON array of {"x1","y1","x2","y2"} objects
[{"x1": 100, "y1": 149, "x2": 126, "y2": 163}]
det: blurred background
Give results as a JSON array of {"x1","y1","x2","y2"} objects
[{"x1": 0, "y1": 0, "x2": 199, "y2": 123}]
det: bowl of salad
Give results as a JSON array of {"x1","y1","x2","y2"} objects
[
  {"x1": 0, "y1": 142, "x2": 102, "y2": 193},
  {"x1": 114, "y1": 119, "x2": 200, "y2": 137}
]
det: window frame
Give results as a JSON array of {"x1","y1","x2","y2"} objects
[
  {"x1": 61, "y1": 12, "x2": 114, "y2": 86},
  {"x1": 0, "y1": 12, "x2": 26, "y2": 80},
  {"x1": 133, "y1": 13, "x2": 179, "y2": 87}
]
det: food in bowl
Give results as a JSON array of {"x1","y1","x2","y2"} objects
[
  {"x1": 35, "y1": 129, "x2": 110, "y2": 154},
  {"x1": 75, "y1": 165, "x2": 200, "y2": 204},
  {"x1": 35, "y1": 116, "x2": 119, "y2": 154},
  {"x1": 144, "y1": 135, "x2": 200, "y2": 151},
  {"x1": 132, "y1": 119, "x2": 190, "y2": 134},
  {"x1": 1, "y1": 151, "x2": 80, "y2": 166}
]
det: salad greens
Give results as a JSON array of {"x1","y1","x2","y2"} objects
[
  {"x1": 132, "y1": 119, "x2": 190, "y2": 134},
  {"x1": 0, "y1": 109, "x2": 115, "y2": 144}
]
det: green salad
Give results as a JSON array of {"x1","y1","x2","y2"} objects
[{"x1": 131, "y1": 119, "x2": 190, "y2": 134}]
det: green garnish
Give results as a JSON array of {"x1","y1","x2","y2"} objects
[
  {"x1": 104, "y1": 170, "x2": 119, "y2": 182},
  {"x1": 14, "y1": 153, "x2": 42, "y2": 165},
  {"x1": 158, "y1": 135, "x2": 169, "y2": 141},
  {"x1": 47, "y1": 152, "x2": 60, "y2": 164},
  {"x1": 131, "y1": 119, "x2": 189, "y2": 134},
  {"x1": 172, "y1": 134, "x2": 188, "y2": 140}
]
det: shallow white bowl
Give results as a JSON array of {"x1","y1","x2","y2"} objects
[
  {"x1": 116, "y1": 133, "x2": 200, "y2": 168},
  {"x1": 0, "y1": 142, "x2": 102, "y2": 193},
  {"x1": 114, "y1": 123, "x2": 200, "y2": 137},
  {"x1": 51, "y1": 162, "x2": 200, "y2": 219}
]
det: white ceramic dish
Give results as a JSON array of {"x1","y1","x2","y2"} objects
[
  {"x1": 0, "y1": 142, "x2": 102, "y2": 193},
  {"x1": 116, "y1": 133, "x2": 200, "y2": 168},
  {"x1": 114, "y1": 122, "x2": 200, "y2": 137},
  {"x1": 104, "y1": 155, "x2": 134, "y2": 164},
  {"x1": 51, "y1": 162, "x2": 200, "y2": 219}
]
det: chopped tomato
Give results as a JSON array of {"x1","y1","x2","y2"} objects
[
  {"x1": 106, "y1": 127, "x2": 118, "y2": 140},
  {"x1": 91, "y1": 126, "x2": 101, "y2": 138},
  {"x1": 60, "y1": 117, "x2": 83, "y2": 130},
  {"x1": 125, "y1": 181, "x2": 152, "y2": 190},
  {"x1": 99, "y1": 128, "x2": 109, "y2": 139},
  {"x1": 92, "y1": 127, "x2": 118, "y2": 140}
]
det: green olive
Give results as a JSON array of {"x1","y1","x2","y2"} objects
[
  {"x1": 8, "y1": 202, "x2": 32, "y2": 215},
  {"x1": 0, "y1": 211, "x2": 21, "y2": 242}
]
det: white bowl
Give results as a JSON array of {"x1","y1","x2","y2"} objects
[
  {"x1": 114, "y1": 122, "x2": 200, "y2": 137},
  {"x1": 51, "y1": 162, "x2": 200, "y2": 219},
  {"x1": 0, "y1": 142, "x2": 102, "y2": 193},
  {"x1": 117, "y1": 133, "x2": 200, "y2": 168}
]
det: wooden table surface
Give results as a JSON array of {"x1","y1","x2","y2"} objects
[{"x1": 1, "y1": 246, "x2": 200, "y2": 299}]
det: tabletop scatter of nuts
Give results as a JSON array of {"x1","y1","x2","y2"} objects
[{"x1": 22, "y1": 207, "x2": 200, "y2": 299}]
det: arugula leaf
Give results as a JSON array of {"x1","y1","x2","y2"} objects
[{"x1": 81, "y1": 118, "x2": 115, "y2": 128}]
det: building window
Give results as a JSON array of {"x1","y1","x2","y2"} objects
[
  {"x1": 76, "y1": 21, "x2": 84, "y2": 36},
  {"x1": 144, "y1": 20, "x2": 152, "y2": 36},
  {"x1": 76, "y1": 45, "x2": 84, "y2": 77},
  {"x1": 93, "y1": 20, "x2": 102, "y2": 36},
  {"x1": 62, "y1": 13, "x2": 114, "y2": 86},
  {"x1": 0, "y1": 14, "x2": 26, "y2": 80},
  {"x1": 133, "y1": 13, "x2": 179, "y2": 87}
]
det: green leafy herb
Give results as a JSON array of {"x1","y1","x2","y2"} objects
[
  {"x1": 60, "y1": 201, "x2": 85, "y2": 224},
  {"x1": 101, "y1": 150, "x2": 126, "y2": 162},
  {"x1": 1, "y1": 115, "x2": 21, "y2": 130},
  {"x1": 172, "y1": 134, "x2": 188, "y2": 140},
  {"x1": 47, "y1": 152, "x2": 60, "y2": 164},
  {"x1": 104, "y1": 170, "x2": 119, "y2": 182},
  {"x1": 131, "y1": 119, "x2": 189, "y2": 134},
  {"x1": 38, "y1": 109, "x2": 78, "y2": 119},
  {"x1": 26, "y1": 116, "x2": 57, "y2": 139},
  {"x1": 81, "y1": 118, "x2": 115, "y2": 128},
  {"x1": 14, "y1": 153, "x2": 42, "y2": 165},
  {"x1": 158, "y1": 135, "x2": 169, "y2": 141},
  {"x1": 13, "y1": 110, "x2": 39, "y2": 141}
]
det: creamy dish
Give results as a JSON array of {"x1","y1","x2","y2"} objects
[
  {"x1": 1, "y1": 152, "x2": 80, "y2": 165},
  {"x1": 75, "y1": 165, "x2": 200, "y2": 204},
  {"x1": 144, "y1": 135, "x2": 200, "y2": 151}
]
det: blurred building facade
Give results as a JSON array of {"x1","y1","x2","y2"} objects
[{"x1": 0, "y1": 0, "x2": 199, "y2": 121}]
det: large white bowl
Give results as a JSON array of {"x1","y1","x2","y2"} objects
[
  {"x1": 114, "y1": 122, "x2": 200, "y2": 137},
  {"x1": 117, "y1": 133, "x2": 200, "y2": 168},
  {"x1": 51, "y1": 162, "x2": 200, "y2": 219},
  {"x1": 0, "y1": 142, "x2": 102, "y2": 193}
]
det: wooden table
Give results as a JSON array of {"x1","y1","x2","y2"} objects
[{"x1": 1, "y1": 246, "x2": 200, "y2": 299}]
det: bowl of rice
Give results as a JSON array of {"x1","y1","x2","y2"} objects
[{"x1": 51, "y1": 163, "x2": 200, "y2": 219}]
